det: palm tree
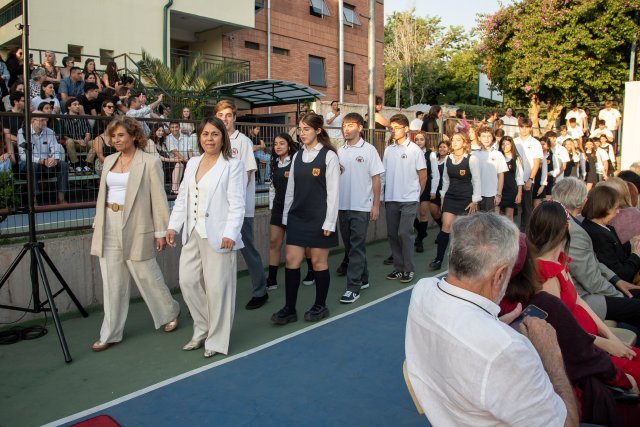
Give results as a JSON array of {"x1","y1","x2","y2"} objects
[{"x1": 136, "y1": 50, "x2": 246, "y2": 117}]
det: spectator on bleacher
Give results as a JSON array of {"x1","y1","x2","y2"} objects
[
  {"x1": 82, "y1": 59, "x2": 102, "y2": 90},
  {"x1": 3, "y1": 80, "x2": 23, "y2": 112},
  {"x1": 2, "y1": 91, "x2": 25, "y2": 159},
  {"x1": 158, "y1": 104, "x2": 171, "y2": 133},
  {"x1": 29, "y1": 67, "x2": 46, "y2": 100},
  {"x1": 58, "y1": 66, "x2": 84, "y2": 106},
  {"x1": 249, "y1": 126, "x2": 270, "y2": 183},
  {"x1": 59, "y1": 56, "x2": 74, "y2": 79},
  {"x1": 30, "y1": 80, "x2": 61, "y2": 114},
  {"x1": 0, "y1": 129, "x2": 15, "y2": 172},
  {"x1": 581, "y1": 185, "x2": 640, "y2": 284},
  {"x1": 63, "y1": 97, "x2": 94, "y2": 174},
  {"x1": 95, "y1": 99, "x2": 115, "y2": 136},
  {"x1": 146, "y1": 123, "x2": 177, "y2": 181},
  {"x1": 84, "y1": 72, "x2": 99, "y2": 88},
  {"x1": 180, "y1": 106, "x2": 195, "y2": 136},
  {"x1": 18, "y1": 115, "x2": 69, "y2": 205},
  {"x1": 102, "y1": 61, "x2": 119, "y2": 90},
  {"x1": 406, "y1": 212, "x2": 578, "y2": 426},
  {"x1": 78, "y1": 83, "x2": 100, "y2": 116},
  {"x1": 5, "y1": 48, "x2": 32, "y2": 87},
  {"x1": 92, "y1": 111, "x2": 116, "y2": 175},
  {"x1": 114, "y1": 86, "x2": 130, "y2": 114},
  {"x1": 0, "y1": 55, "x2": 10, "y2": 105},
  {"x1": 40, "y1": 51, "x2": 62, "y2": 90},
  {"x1": 126, "y1": 93, "x2": 163, "y2": 138},
  {"x1": 602, "y1": 177, "x2": 640, "y2": 246},
  {"x1": 552, "y1": 177, "x2": 640, "y2": 330},
  {"x1": 166, "y1": 121, "x2": 190, "y2": 194}
]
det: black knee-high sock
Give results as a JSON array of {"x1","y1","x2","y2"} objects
[
  {"x1": 268, "y1": 265, "x2": 279, "y2": 283},
  {"x1": 413, "y1": 218, "x2": 420, "y2": 233},
  {"x1": 435, "y1": 231, "x2": 450, "y2": 262},
  {"x1": 285, "y1": 268, "x2": 301, "y2": 310},
  {"x1": 306, "y1": 257, "x2": 313, "y2": 274},
  {"x1": 313, "y1": 269, "x2": 330, "y2": 307},
  {"x1": 418, "y1": 221, "x2": 428, "y2": 241}
]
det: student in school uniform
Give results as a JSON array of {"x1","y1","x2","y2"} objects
[
  {"x1": 382, "y1": 114, "x2": 427, "y2": 283},
  {"x1": 266, "y1": 133, "x2": 298, "y2": 290},
  {"x1": 430, "y1": 141, "x2": 449, "y2": 235},
  {"x1": 412, "y1": 131, "x2": 440, "y2": 253},
  {"x1": 271, "y1": 113, "x2": 340, "y2": 324},
  {"x1": 514, "y1": 118, "x2": 543, "y2": 232},
  {"x1": 337, "y1": 113, "x2": 384, "y2": 304},
  {"x1": 472, "y1": 126, "x2": 507, "y2": 212},
  {"x1": 498, "y1": 136, "x2": 523, "y2": 222},
  {"x1": 429, "y1": 132, "x2": 481, "y2": 271},
  {"x1": 532, "y1": 137, "x2": 550, "y2": 208},
  {"x1": 214, "y1": 100, "x2": 269, "y2": 310}
]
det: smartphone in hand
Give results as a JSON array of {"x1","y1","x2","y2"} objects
[{"x1": 510, "y1": 304, "x2": 548, "y2": 331}]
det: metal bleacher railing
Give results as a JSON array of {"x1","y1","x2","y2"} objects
[{"x1": 0, "y1": 113, "x2": 393, "y2": 238}]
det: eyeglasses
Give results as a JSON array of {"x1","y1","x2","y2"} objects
[
  {"x1": 105, "y1": 105, "x2": 114, "y2": 109},
  {"x1": 297, "y1": 127, "x2": 315, "y2": 134}
]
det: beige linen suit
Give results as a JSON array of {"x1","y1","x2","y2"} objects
[{"x1": 91, "y1": 149, "x2": 180, "y2": 343}]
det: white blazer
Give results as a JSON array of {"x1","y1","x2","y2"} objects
[{"x1": 168, "y1": 155, "x2": 246, "y2": 252}]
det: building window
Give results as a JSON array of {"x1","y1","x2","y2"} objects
[
  {"x1": 273, "y1": 47, "x2": 290, "y2": 56},
  {"x1": 99, "y1": 49, "x2": 114, "y2": 66},
  {"x1": 344, "y1": 63, "x2": 354, "y2": 91},
  {"x1": 308, "y1": 56, "x2": 326, "y2": 87},
  {"x1": 67, "y1": 44, "x2": 83, "y2": 62},
  {"x1": 309, "y1": 0, "x2": 330, "y2": 17},
  {"x1": 344, "y1": 4, "x2": 361, "y2": 26},
  {"x1": 245, "y1": 41, "x2": 260, "y2": 50}
]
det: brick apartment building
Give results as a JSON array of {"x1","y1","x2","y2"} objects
[{"x1": 222, "y1": 0, "x2": 385, "y2": 109}]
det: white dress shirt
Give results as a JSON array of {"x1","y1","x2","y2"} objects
[
  {"x1": 269, "y1": 155, "x2": 291, "y2": 209},
  {"x1": 440, "y1": 153, "x2": 483, "y2": 203}
]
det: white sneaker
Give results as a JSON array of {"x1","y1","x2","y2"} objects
[{"x1": 74, "y1": 166, "x2": 82, "y2": 174}]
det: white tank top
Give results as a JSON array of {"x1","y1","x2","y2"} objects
[{"x1": 106, "y1": 171, "x2": 130, "y2": 205}]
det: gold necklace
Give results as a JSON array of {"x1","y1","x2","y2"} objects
[{"x1": 118, "y1": 155, "x2": 133, "y2": 173}]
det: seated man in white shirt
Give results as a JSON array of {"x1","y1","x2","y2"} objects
[{"x1": 406, "y1": 212, "x2": 578, "y2": 427}]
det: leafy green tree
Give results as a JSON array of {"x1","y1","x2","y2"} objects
[{"x1": 478, "y1": 0, "x2": 640, "y2": 131}]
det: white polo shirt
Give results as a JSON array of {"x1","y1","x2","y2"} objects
[
  {"x1": 230, "y1": 129, "x2": 257, "y2": 218},
  {"x1": 325, "y1": 111, "x2": 343, "y2": 140},
  {"x1": 551, "y1": 144, "x2": 570, "y2": 180},
  {"x1": 472, "y1": 149, "x2": 508, "y2": 197},
  {"x1": 381, "y1": 138, "x2": 427, "y2": 203},
  {"x1": 514, "y1": 135, "x2": 543, "y2": 182},
  {"x1": 405, "y1": 278, "x2": 567, "y2": 427},
  {"x1": 598, "y1": 108, "x2": 621, "y2": 131},
  {"x1": 567, "y1": 124, "x2": 583, "y2": 139},
  {"x1": 338, "y1": 138, "x2": 384, "y2": 212},
  {"x1": 500, "y1": 115, "x2": 519, "y2": 137}
]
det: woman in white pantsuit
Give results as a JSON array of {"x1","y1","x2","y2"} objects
[
  {"x1": 167, "y1": 116, "x2": 246, "y2": 358},
  {"x1": 90, "y1": 116, "x2": 180, "y2": 352}
]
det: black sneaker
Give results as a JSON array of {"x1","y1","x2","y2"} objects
[
  {"x1": 428, "y1": 259, "x2": 442, "y2": 271},
  {"x1": 271, "y1": 306, "x2": 297, "y2": 325},
  {"x1": 336, "y1": 262, "x2": 348, "y2": 276},
  {"x1": 340, "y1": 290, "x2": 360, "y2": 304},
  {"x1": 245, "y1": 293, "x2": 269, "y2": 310},
  {"x1": 360, "y1": 281, "x2": 370, "y2": 290},
  {"x1": 304, "y1": 304, "x2": 330, "y2": 321},
  {"x1": 386, "y1": 270, "x2": 403, "y2": 280},
  {"x1": 415, "y1": 241, "x2": 424, "y2": 253},
  {"x1": 266, "y1": 279, "x2": 278, "y2": 291},
  {"x1": 302, "y1": 271, "x2": 315, "y2": 286},
  {"x1": 383, "y1": 255, "x2": 394, "y2": 265},
  {"x1": 400, "y1": 272, "x2": 415, "y2": 283}
]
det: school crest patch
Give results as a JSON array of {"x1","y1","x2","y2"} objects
[
  {"x1": 231, "y1": 147, "x2": 238, "y2": 157},
  {"x1": 460, "y1": 170, "x2": 466, "y2": 176},
  {"x1": 401, "y1": 154, "x2": 407, "y2": 159},
  {"x1": 284, "y1": 171, "x2": 289, "y2": 178},
  {"x1": 356, "y1": 156, "x2": 365, "y2": 163},
  {"x1": 312, "y1": 168, "x2": 321, "y2": 176}
]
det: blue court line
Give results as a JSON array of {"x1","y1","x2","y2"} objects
[{"x1": 50, "y1": 283, "x2": 437, "y2": 427}]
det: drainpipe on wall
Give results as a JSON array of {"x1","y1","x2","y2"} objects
[
  {"x1": 338, "y1": 0, "x2": 344, "y2": 103},
  {"x1": 267, "y1": 0, "x2": 271, "y2": 113},
  {"x1": 163, "y1": 0, "x2": 174, "y2": 65}
]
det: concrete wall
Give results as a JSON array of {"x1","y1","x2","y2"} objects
[{"x1": 0, "y1": 208, "x2": 387, "y2": 323}]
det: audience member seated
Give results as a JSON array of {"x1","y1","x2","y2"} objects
[
  {"x1": 40, "y1": 51, "x2": 62, "y2": 91},
  {"x1": 601, "y1": 177, "x2": 640, "y2": 245},
  {"x1": 405, "y1": 212, "x2": 578, "y2": 426},
  {"x1": 146, "y1": 124, "x2": 179, "y2": 187},
  {"x1": 552, "y1": 178, "x2": 640, "y2": 330},
  {"x1": 2, "y1": 91, "x2": 25, "y2": 171},
  {"x1": 63, "y1": 97, "x2": 94, "y2": 174},
  {"x1": 18, "y1": 116, "x2": 68, "y2": 205},
  {"x1": 0, "y1": 130, "x2": 15, "y2": 172},
  {"x1": 58, "y1": 66, "x2": 85, "y2": 106},
  {"x1": 502, "y1": 234, "x2": 640, "y2": 427},
  {"x1": 581, "y1": 185, "x2": 640, "y2": 283},
  {"x1": 101, "y1": 61, "x2": 119, "y2": 90},
  {"x1": 94, "y1": 99, "x2": 116, "y2": 137},
  {"x1": 525, "y1": 201, "x2": 640, "y2": 386},
  {"x1": 179, "y1": 107, "x2": 194, "y2": 136},
  {"x1": 29, "y1": 67, "x2": 46, "y2": 99},
  {"x1": 5, "y1": 48, "x2": 32, "y2": 87},
  {"x1": 0, "y1": 55, "x2": 9, "y2": 105},
  {"x1": 59, "y1": 56, "x2": 74, "y2": 80},
  {"x1": 165, "y1": 121, "x2": 190, "y2": 194},
  {"x1": 249, "y1": 126, "x2": 271, "y2": 183},
  {"x1": 158, "y1": 104, "x2": 171, "y2": 133},
  {"x1": 3, "y1": 81, "x2": 23, "y2": 111},
  {"x1": 78, "y1": 83, "x2": 101, "y2": 116},
  {"x1": 92, "y1": 123, "x2": 116, "y2": 175},
  {"x1": 30, "y1": 80, "x2": 61, "y2": 114},
  {"x1": 618, "y1": 170, "x2": 640, "y2": 205},
  {"x1": 125, "y1": 92, "x2": 163, "y2": 137}
]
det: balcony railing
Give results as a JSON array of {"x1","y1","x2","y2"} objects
[
  {"x1": 0, "y1": 0, "x2": 21, "y2": 27},
  {"x1": 169, "y1": 48, "x2": 250, "y2": 85}
]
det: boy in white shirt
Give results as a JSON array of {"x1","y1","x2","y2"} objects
[
  {"x1": 382, "y1": 114, "x2": 427, "y2": 284},
  {"x1": 514, "y1": 118, "x2": 543, "y2": 231},
  {"x1": 337, "y1": 113, "x2": 384, "y2": 303},
  {"x1": 214, "y1": 100, "x2": 268, "y2": 310},
  {"x1": 566, "y1": 118, "x2": 583, "y2": 149},
  {"x1": 472, "y1": 126, "x2": 508, "y2": 212}
]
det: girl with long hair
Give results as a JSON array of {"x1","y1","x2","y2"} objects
[
  {"x1": 430, "y1": 141, "x2": 449, "y2": 233},
  {"x1": 102, "y1": 61, "x2": 119, "y2": 90},
  {"x1": 266, "y1": 132, "x2": 299, "y2": 290},
  {"x1": 412, "y1": 131, "x2": 440, "y2": 253},
  {"x1": 498, "y1": 136, "x2": 523, "y2": 221},
  {"x1": 271, "y1": 113, "x2": 340, "y2": 325},
  {"x1": 83, "y1": 58, "x2": 103, "y2": 90}
]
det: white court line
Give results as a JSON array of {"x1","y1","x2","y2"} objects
[{"x1": 45, "y1": 271, "x2": 447, "y2": 427}]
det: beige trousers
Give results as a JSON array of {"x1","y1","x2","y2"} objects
[
  {"x1": 179, "y1": 230, "x2": 237, "y2": 355},
  {"x1": 98, "y1": 209, "x2": 180, "y2": 343},
  {"x1": 65, "y1": 138, "x2": 95, "y2": 164}
]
